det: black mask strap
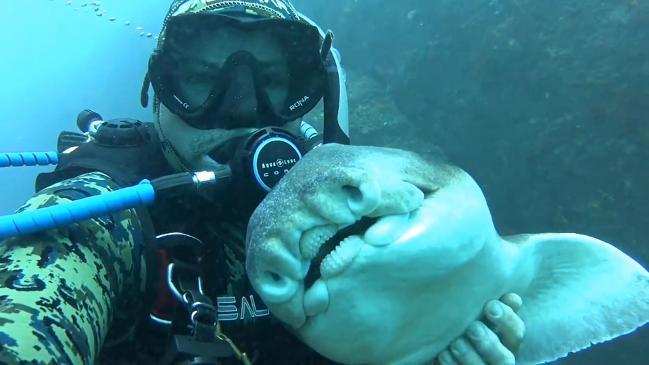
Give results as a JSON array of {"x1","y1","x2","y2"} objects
[
  {"x1": 321, "y1": 30, "x2": 334, "y2": 62},
  {"x1": 141, "y1": 69, "x2": 151, "y2": 108}
]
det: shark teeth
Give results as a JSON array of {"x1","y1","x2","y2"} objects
[
  {"x1": 300, "y1": 225, "x2": 338, "y2": 260},
  {"x1": 320, "y1": 235, "x2": 364, "y2": 279}
]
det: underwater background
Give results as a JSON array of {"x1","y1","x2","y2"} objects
[{"x1": 0, "y1": 0, "x2": 647, "y2": 363}]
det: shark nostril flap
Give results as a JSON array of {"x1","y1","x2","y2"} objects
[
  {"x1": 345, "y1": 179, "x2": 380, "y2": 217},
  {"x1": 259, "y1": 270, "x2": 299, "y2": 303}
]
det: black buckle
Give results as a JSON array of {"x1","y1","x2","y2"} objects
[
  {"x1": 160, "y1": 290, "x2": 234, "y2": 365},
  {"x1": 155, "y1": 233, "x2": 236, "y2": 364}
]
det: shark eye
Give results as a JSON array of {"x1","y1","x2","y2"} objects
[
  {"x1": 400, "y1": 178, "x2": 437, "y2": 198},
  {"x1": 410, "y1": 184, "x2": 437, "y2": 197},
  {"x1": 423, "y1": 187, "x2": 438, "y2": 197}
]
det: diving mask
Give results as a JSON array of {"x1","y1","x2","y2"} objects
[{"x1": 149, "y1": 13, "x2": 327, "y2": 129}]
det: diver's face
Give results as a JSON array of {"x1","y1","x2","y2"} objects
[{"x1": 170, "y1": 26, "x2": 290, "y2": 124}]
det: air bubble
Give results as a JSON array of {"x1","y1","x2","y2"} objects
[{"x1": 53, "y1": 1, "x2": 155, "y2": 42}]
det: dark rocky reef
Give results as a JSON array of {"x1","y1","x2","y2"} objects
[{"x1": 297, "y1": 1, "x2": 649, "y2": 363}]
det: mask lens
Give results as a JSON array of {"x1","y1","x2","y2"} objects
[{"x1": 169, "y1": 53, "x2": 223, "y2": 109}]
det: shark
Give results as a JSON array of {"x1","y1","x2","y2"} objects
[{"x1": 245, "y1": 144, "x2": 649, "y2": 365}]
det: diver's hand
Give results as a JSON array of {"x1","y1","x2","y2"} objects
[{"x1": 435, "y1": 293, "x2": 525, "y2": 365}]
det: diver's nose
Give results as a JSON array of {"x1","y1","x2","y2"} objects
[{"x1": 219, "y1": 65, "x2": 258, "y2": 120}]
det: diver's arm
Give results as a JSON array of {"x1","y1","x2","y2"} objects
[
  {"x1": 0, "y1": 172, "x2": 148, "y2": 364},
  {"x1": 435, "y1": 293, "x2": 525, "y2": 365}
]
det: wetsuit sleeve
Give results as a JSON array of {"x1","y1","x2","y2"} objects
[{"x1": 0, "y1": 172, "x2": 149, "y2": 364}]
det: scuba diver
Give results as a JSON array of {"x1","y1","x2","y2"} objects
[{"x1": 0, "y1": 1, "x2": 524, "y2": 364}]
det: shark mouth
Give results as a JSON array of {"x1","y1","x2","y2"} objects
[
  {"x1": 303, "y1": 217, "x2": 379, "y2": 289},
  {"x1": 295, "y1": 211, "x2": 417, "y2": 320}
]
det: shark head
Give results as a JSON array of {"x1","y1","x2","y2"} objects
[
  {"x1": 246, "y1": 143, "x2": 503, "y2": 362},
  {"x1": 246, "y1": 144, "x2": 649, "y2": 365}
]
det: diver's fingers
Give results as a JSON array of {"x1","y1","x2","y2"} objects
[
  {"x1": 484, "y1": 299, "x2": 526, "y2": 353},
  {"x1": 436, "y1": 349, "x2": 460, "y2": 365},
  {"x1": 448, "y1": 337, "x2": 487, "y2": 365},
  {"x1": 499, "y1": 293, "x2": 523, "y2": 313},
  {"x1": 466, "y1": 321, "x2": 515, "y2": 365}
]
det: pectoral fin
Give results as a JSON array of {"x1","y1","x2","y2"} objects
[{"x1": 507, "y1": 233, "x2": 649, "y2": 364}]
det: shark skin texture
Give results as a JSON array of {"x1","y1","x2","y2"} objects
[{"x1": 245, "y1": 144, "x2": 649, "y2": 365}]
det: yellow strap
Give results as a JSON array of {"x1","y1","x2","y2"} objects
[{"x1": 216, "y1": 322, "x2": 253, "y2": 365}]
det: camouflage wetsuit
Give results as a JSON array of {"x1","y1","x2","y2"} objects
[{"x1": 0, "y1": 171, "x2": 335, "y2": 364}]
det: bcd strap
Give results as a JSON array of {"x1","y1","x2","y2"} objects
[{"x1": 155, "y1": 233, "x2": 252, "y2": 365}]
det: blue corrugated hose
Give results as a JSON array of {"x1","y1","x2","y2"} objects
[
  {"x1": 0, "y1": 152, "x2": 59, "y2": 167},
  {"x1": 0, "y1": 180, "x2": 155, "y2": 240}
]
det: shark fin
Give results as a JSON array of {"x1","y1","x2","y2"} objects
[{"x1": 506, "y1": 233, "x2": 649, "y2": 364}]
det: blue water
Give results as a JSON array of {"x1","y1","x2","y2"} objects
[{"x1": 0, "y1": 0, "x2": 164, "y2": 212}]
